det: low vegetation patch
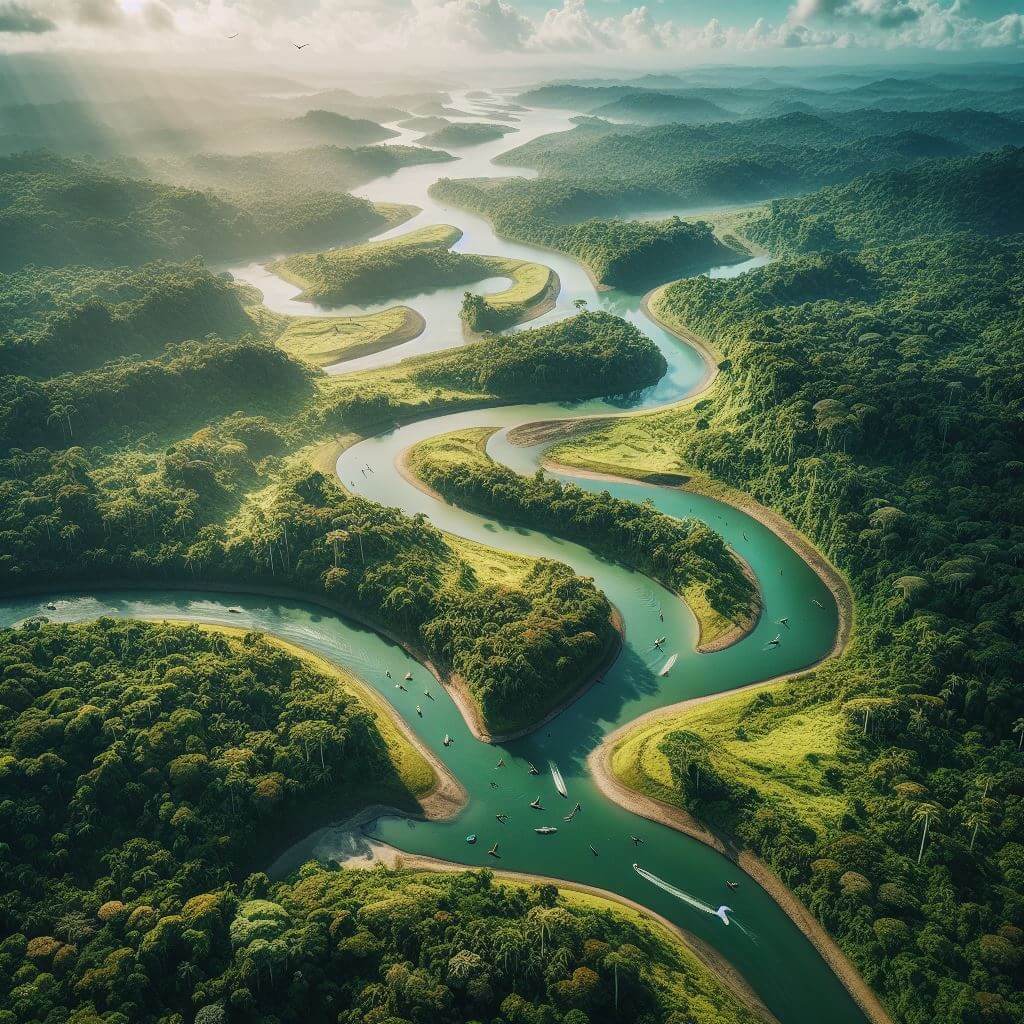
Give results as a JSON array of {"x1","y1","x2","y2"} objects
[{"x1": 267, "y1": 306, "x2": 425, "y2": 367}]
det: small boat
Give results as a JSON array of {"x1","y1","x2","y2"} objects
[
  {"x1": 653, "y1": 635, "x2": 667, "y2": 648},
  {"x1": 715, "y1": 905, "x2": 733, "y2": 926},
  {"x1": 726, "y1": 881, "x2": 739, "y2": 890},
  {"x1": 443, "y1": 734, "x2": 452, "y2": 747},
  {"x1": 487, "y1": 842, "x2": 500, "y2": 858},
  {"x1": 549, "y1": 761, "x2": 568, "y2": 798},
  {"x1": 424, "y1": 690, "x2": 433, "y2": 700},
  {"x1": 416, "y1": 705, "x2": 422, "y2": 717},
  {"x1": 534, "y1": 826, "x2": 558, "y2": 835},
  {"x1": 528, "y1": 763, "x2": 540, "y2": 775},
  {"x1": 496, "y1": 813, "x2": 507, "y2": 823},
  {"x1": 45, "y1": 602, "x2": 57, "y2": 611},
  {"x1": 589, "y1": 844, "x2": 599, "y2": 856},
  {"x1": 404, "y1": 672, "x2": 413, "y2": 681},
  {"x1": 385, "y1": 670, "x2": 392, "y2": 678},
  {"x1": 563, "y1": 801, "x2": 582, "y2": 822},
  {"x1": 496, "y1": 758, "x2": 505, "y2": 768},
  {"x1": 659, "y1": 654, "x2": 678, "y2": 677},
  {"x1": 812, "y1": 598, "x2": 824, "y2": 608},
  {"x1": 466, "y1": 834, "x2": 477, "y2": 844},
  {"x1": 228, "y1": 606, "x2": 242, "y2": 614},
  {"x1": 397, "y1": 683, "x2": 407, "y2": 691},
  {"x1": 630, "y1": 835, "x2": 643, "y2": 845},
  {"x1": 778, "y1": 617, "x2": 789, "y2": 627},
  {"x1": 529, "y1": 797, "x2": 543, "y2": 809}
]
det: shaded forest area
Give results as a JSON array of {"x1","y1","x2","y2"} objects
[
  {"x1": 592, "y1": 146, "x2": 1024, "y2": 1023},
  {"x1": 0, "y1": 621, "x2": 758, "y2": 1023}
]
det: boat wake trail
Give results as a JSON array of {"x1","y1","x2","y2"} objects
[
  {"x1": 633, "y1": 864, "x2": 756, "y2": 939},
  {"x1": 549, "y1": 761, "x2": 568, "y2": 798}
]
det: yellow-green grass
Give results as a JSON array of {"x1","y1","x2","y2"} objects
[
  {"x1": 554, "y1": 890, "x2": 763, "y2": 1024},
  {"x1": 679, "y1": 203, "x2": 769, "y2": 255},
  {"x1": 611, "y1": 684, "x2": 848, "y2": 836},
  {"x1": 476, "y1": 256, "x2": 554, "y2": 316},
  {"x1": 451, "y1": 536, "x2": 536, "y2": 590},
  {"x1": 192, "y1": 624, "x2": 435, "y2": 799},
  {"x1": 274, "y1": 306, "x2": 424, "y2": 367},
  {"x1": 375, "y1": 201, "x2": 421, "y2": 229},
  {"x1": 270, "y1": 224, "x2": 464, "y2": 298},
  {"x1": 407, "y1": 425, "x2": 491, "y2": 474}
]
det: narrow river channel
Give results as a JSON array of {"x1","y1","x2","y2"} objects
[{"x1": 0, "y1": 92, "x2": 867, "y2": 1024}]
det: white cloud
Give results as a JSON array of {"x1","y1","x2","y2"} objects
[
  {"x1": 6, "y1": 0, "x2": 1024, "y2": 57},
  {"x1": 404, "y1": 0, "x2": 533, "y2": 50},
  {"x1": 0, "y1": 1, "x2": 56, "y2": 32}
]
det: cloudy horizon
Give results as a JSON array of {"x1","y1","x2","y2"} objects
[{"x1": 0, "y1": 0, "x2": 1022, "y2": 69}]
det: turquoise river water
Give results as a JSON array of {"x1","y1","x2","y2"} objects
[{"x1": 0, "y1": 92, "x2": 866, "y2": 1024}]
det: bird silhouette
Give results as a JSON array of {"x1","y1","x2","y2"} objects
[
  {"x1": 293, "y1": 42, "x2": 310, "y2": 49},
  {"x1": 227, "y1": 32, "x2": 239, "y2": 39}
]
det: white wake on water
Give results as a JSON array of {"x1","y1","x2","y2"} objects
[{"x1": 633, "y1": 864, "x2": 755, "y2": 938}]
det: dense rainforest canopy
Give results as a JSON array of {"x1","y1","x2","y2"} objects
[
  {"x1": 430, "y1": 178, "x2": 740, "y2": 289},
  {"x1": 557, "y1": 147, "x2": 1024, "y2": 1024},
  {"x1": 0, "y1": 152, "x2": 400, "y2": 271},
  {"x1": 0, "y1": 261, "x2": 255, "y2": 378},
  {"x1": 0, "y1": 620, "x2": 760, "y2": 1024}
]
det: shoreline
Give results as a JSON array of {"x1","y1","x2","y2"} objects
[
  {"x1": 588, "y1": 738, "x2": 891, "y2": 1024},
  {"x1": 336, "y1": 837, "x2": 780, "y2": 1024},
  {"x1": 175, "y1": 621, "x2": 464, "y2": 825},
  {"x1": 460, "y1": 263, "x2": 560, "y2": 339},
  {"x1": 317, "y1": 306, "x2": 427, "y2": 368},
  {"x1": 398, "y1": 432, "x2": 759, "y2": 656},
  {"x1": 499, "y1": 295, "x2": 872, "y2": 1020},
  {"x1": 394, "y1": 443, "x2": 626, "y2": 744}
]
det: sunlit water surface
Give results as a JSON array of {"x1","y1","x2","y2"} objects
[{"x1": 1, "y1": 92, "x2": 863, "y2": 1024}]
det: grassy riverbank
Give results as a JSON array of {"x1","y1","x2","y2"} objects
[
  {"x1": 266, "y1": 305, "x2": 426, "y2": 366},
  {"x1": 407, "y1": 427, "x2": 757, "y2": 651}
]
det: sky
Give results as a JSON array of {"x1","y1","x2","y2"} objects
[{"x1": 1, "y1": 0, "x2": 1023, "y2": 67}]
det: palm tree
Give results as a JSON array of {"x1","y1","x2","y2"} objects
[
  {"x1": 965, "y1": 809, "x2": 990, "y2": 852},
  {"x1": 327, "y1": 529, "x2": 349, "y2": 567},
  {"x1": 912, "y1": 802, "x2": 942, "y2": 864}
]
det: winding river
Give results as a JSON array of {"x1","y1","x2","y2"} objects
[{"x1": 0, "y1": 94, "x2": 868, "y2": 1024}]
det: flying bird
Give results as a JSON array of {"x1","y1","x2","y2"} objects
[
  {"x1": 227, "y1": 32, "x2": 238, "y2": 39},
  {"x1": 293, "y1": 42, "x2": 310, "y2": 49}
]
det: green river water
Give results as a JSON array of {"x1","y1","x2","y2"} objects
[{"x1": 0, "y1": 92, "x2": 868, "y2": 1024}]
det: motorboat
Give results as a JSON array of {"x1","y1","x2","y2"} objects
[{"x1": 549, "y1": 761, "x2": 567, "y2": 797}]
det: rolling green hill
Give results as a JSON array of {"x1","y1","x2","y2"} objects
[
  {"x1": 749, "y1": 146, "x2": 1024, "y2": 251},
  {"x1": 0, "y1": 152, "x2": 406, "y2": 271}
]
